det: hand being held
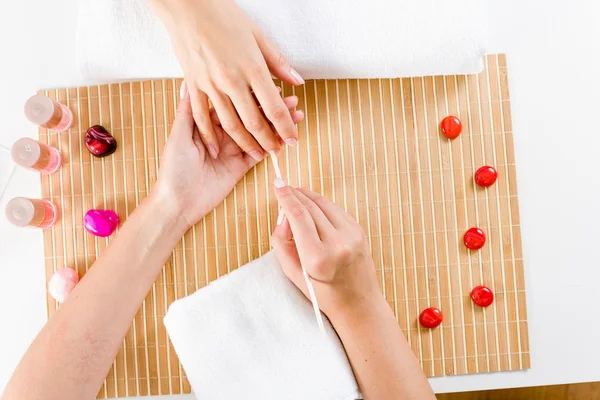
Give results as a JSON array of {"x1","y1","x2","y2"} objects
[
  {"x1": 270, "y1": 181, "x2": 383, "y2": 322},
  {"x1": 153, "y1": 84, "x2": 304, "y2": 229},
  {"x1": 150, "y1": 0, "x2": 304, "y2": 161}
]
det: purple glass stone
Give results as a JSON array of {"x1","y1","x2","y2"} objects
[
  {"x1": 84, "y1": 209, "x2": 119, "y2": 237},
  {"x1": 85, "y1": 125, "x2": 117, "y2": 157}
]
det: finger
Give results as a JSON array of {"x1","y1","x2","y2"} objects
[
  {"x1": 253, "y1": 28, "x2": 304, "y2": 86},
  {"x1": 270, "y1": 216, "x2": 307, "y2": 294},
  {"x1": 171, "y1": 82, "x2": 194, "y2": 134},
  {"x1": 282, "y1": 95, "x2": 298, "y2": 109},
  {"x1": 189, "y1": 87, "x2": 219, "y2": 159},
  {"x1": 293, "y1": 189, "x2": 336, "y2": 238},
  {"x1": 230, "y1": 91, "x2": 279, "y2": 152},
  {"x1": 296, "y1": 188, "x2": 353, "y2": 229},
  {"x1": 291, "y1": 110, "x2": 304, "y2": 125},
  {"x1": 210, "y1": 92, "x2": 264, "y2": 162},
  {"x1": 252, "y1": 79, "x2": 298, "y2": 147},
  {"x1": 274, "y1": 179, "x2": 321, "y2": 252},
  {"x1": 211, "y1": 96, "x2": 300, "y2": 125}
]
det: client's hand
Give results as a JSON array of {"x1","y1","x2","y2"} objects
[
  {"x1": 154, "y1": 84, "x2": 304, "y2": 229},
  {"x1": 270, "y1": 182, "x2": 383, "y2": 322},
  {"x1": 149, "y1": 0, "x2": 304, "y2": 160}
]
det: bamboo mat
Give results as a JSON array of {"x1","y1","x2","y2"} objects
[{"x1": 39, "y1": 54, "x2": 529, "y2": 398}]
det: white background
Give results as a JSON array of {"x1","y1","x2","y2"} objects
[{"x1": 1, "y1": 0, "x2": 600, "y2": 397}]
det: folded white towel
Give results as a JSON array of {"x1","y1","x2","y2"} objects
[
  {"x1": 77, "y1": 0, "x2": 488, "y2": 81},
  {"x1": 163, "y1": 251, "x2": 361, "y2": 400}
]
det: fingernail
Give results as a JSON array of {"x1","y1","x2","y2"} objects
[
  {"x1": 179, "y1": 80, "x2": 187, "y2": 99},
  {"x1": 208, "y1": 145, "x2": 218, "y2": 159},
  {"x1": 249, "y1": 150, "x2": 263, "y2": 161},
  {"x1": 285, "y1": 138, "x2": 298, "y2": 147},
  {"x1": 290, "y1": 68, "x2": 305, "y2": 85},
  {"x1": 274, "y1": 178, "x2": 286, "y2": 188},
  {"x1": 277, "y1": 209, "x2": 285, "y2": 225}
]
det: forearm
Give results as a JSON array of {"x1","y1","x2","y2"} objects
[
  {"x1": 331, "y1": 297, "x2": 436, "y2": 400},
  {"x1": 1, "y1": 193, "x2": 188, "y2": 400}
]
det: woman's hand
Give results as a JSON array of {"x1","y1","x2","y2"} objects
[
  {"x1": 270, "y1": 180, "x2": 383, "y2": 322},
  {"x1": 271, "y1": 181, "x2": 436, "y2": 400},
  {"x1": 149, "y1": 0, "x2": 304, "y2": 161},
  {"x1": 153, "y1": 84, "x2": 304, "y2": 230}
]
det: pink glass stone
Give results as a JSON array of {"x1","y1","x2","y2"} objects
[
  {"x1": 84, "y1": 209, "x2": 119, "y2": 237},
  {"x1": 85, "y1": 125, "x2": 117, "y2": 157},
  {"x1": 48, "y1": 267, "x2": 79, "y2": 303}
]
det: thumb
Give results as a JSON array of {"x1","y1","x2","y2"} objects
[
  {"x1": 254, "y1": 28, "x2": 304, "y2": 86},
  {"x1": 271, "y1": 216, "x2": 306, "y2": 293},
  {"x1": 171, "y1": 81, "x2": 195, "y2": 135}
]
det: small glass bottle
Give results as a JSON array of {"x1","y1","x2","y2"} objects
[
  {"x1": 11, "y1": 137, "x2": 62, "y2": 174},
  {"x1": 24, "y1": 94, "x2": 73, "y2": 133},
  {"x1": 5, "y1": 197, "x2": 58, "y2": 229}
]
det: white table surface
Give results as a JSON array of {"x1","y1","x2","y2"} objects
[{"x1": 1, "y1": 0, "x2": 600, "y2": 397}]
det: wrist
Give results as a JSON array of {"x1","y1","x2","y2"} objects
[
  {"x1": 145, "y1": 189, "x2": 193, "y2": 236},
  {"x1": 326, "y1": 291, "x2": 389, "y2": 328}
]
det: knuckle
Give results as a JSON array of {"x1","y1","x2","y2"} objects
[
  {"x1": 275, "y1": 50, "x2": 288, "y2": 67},
  {"x1": 212, "y1": 62, "x2": 241, "y2": 89},
  {"x1": 265, "y1": 104, "x2": 287, "y2": 121},
  {"x1": 247, "y1": 63, "x2": 266, "y2": 81},
  {"x1": 220, "y1": 120, "x2": 242, "y2": 136},
  {"x1": 289, "y1": 203, "x2": 307, "y2": 218},
  {"x1": 244, "y1": 117, "x2": 265, "y2": 133},
  {"x1": 192, "y1": 111, "x2": 211, "y2": 128}
]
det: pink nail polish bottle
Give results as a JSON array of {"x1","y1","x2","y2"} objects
[
  {"x1": 11, "y1": 138, "x2": 62, "y2": 174},
  {"x1": 24, "y1": 94, "x2": 73, "y2": 133},
  {"x1": 5, "y1": 197, "x2": 59, "y2": 229}
]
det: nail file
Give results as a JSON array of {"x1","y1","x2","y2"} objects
[{"x1": 269, "y1": 151, "x2": 326, "y2": 334}]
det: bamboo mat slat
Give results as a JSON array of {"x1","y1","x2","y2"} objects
[{"x1": 38, "y1": 54, "x2": 529, "y2": 398}]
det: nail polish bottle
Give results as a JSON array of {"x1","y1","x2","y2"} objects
[
  {"x1": 5, "y1": 197, "x2": 58, "y2": 229},
  {"x1": 24, "y1": 94, "x2": 73, "y2": 133},
  {"x1": 11, "y1": 138, "x2": 62, "y2": 174}
]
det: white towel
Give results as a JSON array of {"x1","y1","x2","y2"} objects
[
  {"x1": 77, "y1": 0, "x2": 488, "y2": 81},
  {"x1": 163, "y1": 251, "x2": 361, "y2": 400}
]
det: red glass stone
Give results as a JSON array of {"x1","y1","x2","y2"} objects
[
  {"x1": 475, "y1": 166, "x2": 498, "y2": 187},
  {"x1": 464, "y1": 227, "x2": 486, "y2": 250},
  {"x1": 85, "y1": 125, "x2": 117, "y2": 157},
  {"x1": 471, "y1": 286, "x2": 494, "y2": 307},
  {"x1": 419, "y1": 307, "x2": 443, "y2": 329},
  {"x1": 440, "y1": 116, "x2": 462, "y2": 139}
]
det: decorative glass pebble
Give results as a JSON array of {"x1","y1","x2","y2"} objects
[
  {"x1": 419, "y1": 307, "x2": 443, "y2": 328},
  {"x1": 440, "y1": 116, "x2": 462, "y2": 139},
  {"x1": 85, "y1": 125, "x2": 117, "y2": 157},
  {"x1": 475, "y1": 166, "x2": 498, "y2": 187},
  {"x1": 48, "y1": 267, "x2": 79, "y2": 303},
  {"x1": 471, "y1": 286, "x2": 494, "y2": 307},
  {"x1": 464, "y1": 227, "x2": 486, "y2": 250},
  {"x1": 84, "y1": 209, "x2": 119, "y2": 237}
]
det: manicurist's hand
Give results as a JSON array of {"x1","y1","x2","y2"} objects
[
  {"x1": 270, "y1": 181, "x2": 436, "y2": 400},
  {"x1": 154, "y1": 83, "x2": 304, "y2": 229},
  {"x1": 149, "y1": 0, "x2": 304, "y2": 161},
  {"x1": 270, "y1": 182, "x2": 382, "y2": 322}
]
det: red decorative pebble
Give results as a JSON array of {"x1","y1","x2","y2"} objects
[
  {"x1": 440, "y1": 116, "x2": 462, "y2": 139},
  {"x1": 464, "y1": 227, "x2": 486, "y2": 250},
  {"x1": 471, "y1": 286, "x2": 494, "y2": 307},
  {"x1": 475, "y1": 166, "x2": 498, "y2": 187},
  {"x1": 419, "y1": 307, "x2": 443, "y2": 329}
]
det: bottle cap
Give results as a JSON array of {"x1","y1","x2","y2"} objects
[
  {"x1": 5, "y1": 197, "x2": 35, "y2": 227},
  {"x1": 24, "y1": 95, "x2": 56, "y2": 126},
  {"x1": 11, "y1": 137, "x2": 41, "y2": 168}
]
